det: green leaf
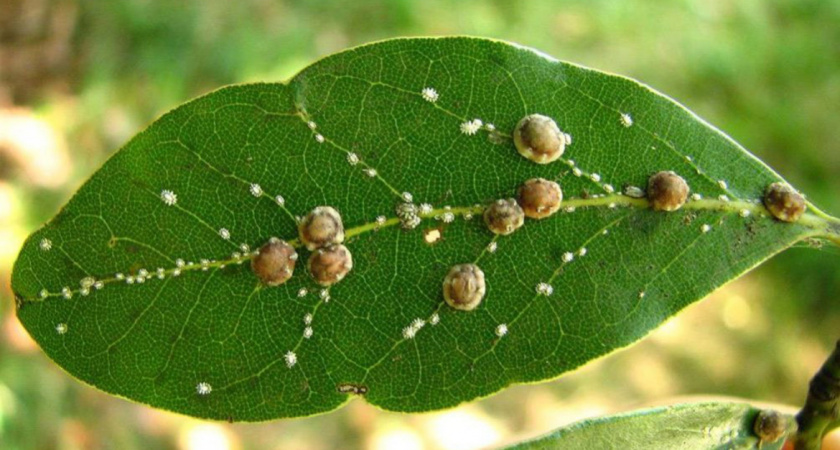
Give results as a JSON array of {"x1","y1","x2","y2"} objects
[
  {"x1": 12, "y1": 37, "x2": 840, "y2": 420},
  {"x1": 503, "y1": 402, "x2": 795, "y2": 450}
]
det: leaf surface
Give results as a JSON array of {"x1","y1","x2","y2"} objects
[
  {"x1": 504, "y1": 402, "x2": 794, "y2": 450},
  {"x1": 12, "y1": 37, "x2": 839, "y2": 420}
]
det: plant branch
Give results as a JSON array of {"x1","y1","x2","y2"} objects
[{"x1": 794, "y1": 340, "x2": 840, "y2": 450}]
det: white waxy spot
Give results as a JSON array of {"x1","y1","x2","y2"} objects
[
  {"x1": 39, "y1": 238, "x2": 52, "y2": 251},
  {"x1": 441, "y1": 212, "x2": 455, "y2": 223},
  {"x1": 572, "y1": 167, "x2": 583, "y2": 177},
  {"x1": 701, "y1": 224, "x2": 712, "y2": 233},
  {"x1": 304, "y1": 313, "x2": 313, "y2": 324},
  {"x1": 172, "y1": 269, "x2": 182, "y2": 277},
  {"x1": 196, "y1": 382, "x2": 212, "y2": 395},
  {"x1": 620, "y1": 113, "x2": 633, "y2": 127},
  {"x1": 718, "y1": 180, "x2": 728, "y2": 190},
  {"x1": 375, "y1": 215, "x2": 386, "y2": 226},
  {"x1": 602, "y1": 229, "x2": 609, "y2": 235},
  {"x1": 424, "y1": 229, "x2": 442, "y2": 244},
  {"x1": 421, "y1": 87, "x2": 439, "y2": 103},
  {"x1": 303, "y1": 327, "x2": 313, "y2": 339},
  {"x1": 319, "y1": 289, "x2": 330, "y2": 302},
  {"x1": 298, "y1": 288, "x2": 308, "y2": 298},
  {"x1": 578, "y1": 247, "x2": 587, "y2": 257},
  {"x1": 685, "y1": 155, "x2": 693, "y2": 162},
  {"x1": 412, "y1": 318, "x2": 426, "y2": 329},
  {"x1": 347, "y1": 152, "x2": 359, "y2": 165},
  {"x1": 639, "y1": 291, "x2": 646, "y2": 299},
  {"x1": 160, "y1": 190, "x2": 177, "y2": 206},
  {"x1": 80, "y1": 288, "x2": 90, "y2": 296},
  {"x1": 608, "y1": 203, "x2": 617, "y2": 209},
  {"x1": 419, "y1": 203, "x2": 433, "y2": 215},
  {"x1": 94, "y1": 281, "x2": 104, "y2": 290},
  {"x1": 315, "y1": 134, "x2": 325, "y2": 143},
  {"x1": 486, "y1": 242, "x2": 498, "y2": 253},
  {"x1": 80, "y1": 277, "x2": 95, "y2": 289},
  {"x1": 219, "y1": 228, "x2": 230, "y2": 240},
  {"x1": 564, "y1": 133, "x2": 573, "y2": 145},
  {"x1": 740, "y1": 209, "x2": 751, "y2": 218},
  {"x1": 61, "y1": 287, "x2": 72, "y2": 299},
  {"x1": 402, "y1": 192, "x2": 414, "y2": 203},
  {"x1": 430, "y1": 313, "x2": 440, "y2": 325},
  {"x1": 200, "y1": 259, "x2": 210, "y2": 271},
  {"x1": 603, "y1": 184, "x2": 615, "y2": 193},
  {"x1": 39, "y1": 289, "x2": 49, "y2": 299},
  {"x1": 275, "y1": 195, "x2": 285, "y2": 206},
  {"x1": 691, "y1": 193, "x2": 703, "y2": 201},
  {"x1": 55, "y1": 323, "x2": 68, "y2": 334},
  {"x1": 156, "y1": 268, "x2": 165, "y2": 279},
  {"x1": 463, "y1": 212, "x2": 474, "y2": 221},
  {"x1": 495, "y1": 324, "x2": 508, "y2": 337},
  {"x1": 459, "y1": 119, "x2": 483, "y2": 135},
  {"x1": 249, "y1": 183, "x2": 263, "y2": 197},
  {"x1": 564, "y1": 206, "x2": 576, "y2": 213},
  {"x1": 590, "y1": 173, "x2": 602, "y2": 183},
  {"x1": 239, "y1": 243, "x2": 250, "y2": 253},
  {"x1": 536, "y1": 282, "x2": 554, "y2": 296},
  {"x1": 115, "y1": 273, "x2": 125, "y2": 280},
  {"x1": 402, "y1": 326, "x2": 418, "y2": 339},
  {"x1": 364, "y1": 168, "x2": 378, "y2": 178},
  {"x1": 176, "y1": 259, "x2": 185, "y2": 268},
  {"x1": 562, "y1": 252, "x2": 574, "y2": 263},
  {"x1": 624, "y1": 186, "x2": 645, "y2": 198},
  {"x1": 307, "y1": 121, "x2": 317, "y2": 130},
  {"x1": 718, "y1": 195, "x2": 730, "y2": 202},
  {"x1": 284, "y1": 351, "x2": 297, "y2": 368}
]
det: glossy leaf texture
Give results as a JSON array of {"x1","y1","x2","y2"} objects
[
  {"x1": 12, "y1": 37, "x2": 840, "y2": 420},
  {"x1": 504, "y1": 402, "x2": 794, "y2": 450}
]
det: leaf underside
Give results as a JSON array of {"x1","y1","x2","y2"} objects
[
  {"x1": 12, "y1": 37, "x2": 827, "y2": 420},
  {"x1": 504, "y1": 402, "x2": 792, "y2": 450}
]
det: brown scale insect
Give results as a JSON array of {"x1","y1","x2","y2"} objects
[
  {"x1": 764, "y1": 182, "x2": 806, "y2": 223},
  {"x1": 484, "y1": 198, "x2": 525, "y2": 235},
  {"x1": 517, "y1": 178, "x2": 563, "y2": 219},
  {"x1": 442, "y1": 264, "x2": 486, "y2": 311},
  {"x1": 513, "y1": 114, "x2": 567, "y2": 164},
  {"x1": 299, "y1": 206, "x2": 345, "y2": 250},
  {"x1": 752, "y1": 409, "x2": 790, "y2": 444},
  {"x1": 308, "y1": 244, "x2": 353, "y2": 286},
  {"x1": 647, "y1": 171, "x2": 689, "y2": 211},
  {"x1": 251, "y1": 238, "x2": 298, "y2": 286}
]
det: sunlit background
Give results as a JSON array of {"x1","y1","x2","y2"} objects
[{"x1": 1, "y1": 0, "x2": 839, "y2": 449}]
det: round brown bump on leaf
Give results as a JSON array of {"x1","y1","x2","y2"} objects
[
  {"x1": 752, "y1": 409, "x2": 789, "y2": 444},
  {"x1": 513, "y1": 114, "x2": 566, "y2": 164},
  {"x1": 442, "y1": 264, "x2": 486, "y2": 311},
  {"x1": 647, "y1": 171, "x2": 689, "y2": 211},
  {"x1": 299, "y1": 206, "x2": 345, "y2": 250},
  {"x1": 251, "y1": 238, "x2": 298, "y2": 286},
  {"x1": 308, "y1": 244, "x2": 353, "y2": 286},
  {"x1": 764, "y1": 182, "x2": 806, "y2": 223},
  {"x1": 518, "y1": 178, "x2": 563, "y2": 219},
  {"x1": 484, "y1": 198, "x2": 525, "y2": 235}
]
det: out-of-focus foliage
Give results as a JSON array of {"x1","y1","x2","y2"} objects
[{"x1": 1, "y1": 0, "x2": 838, "y2": 449}]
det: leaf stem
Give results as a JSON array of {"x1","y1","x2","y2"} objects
[{"x1": 794, "y1": 340, "x2": 840, "y2": 450}]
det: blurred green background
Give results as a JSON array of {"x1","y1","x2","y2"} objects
[{"x1": 1, "y1": 0, "x2": 839, "y2": 449}]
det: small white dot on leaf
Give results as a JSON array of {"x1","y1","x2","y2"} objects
[
  {"x1": 55, "y1": 323, "x2": 68, "y2": 334},
  {"x1": 315, "y1": 134, "x2": 325, "y2": 143},
  {"x1": 536, "y1": 282, "x2": 554, "y2": 296},
  {"x1": 590, "y1": 173, "x2": 601, "y2": 183},
  {"x1": 572, "y1": 168, "x2": 583, "y2": 177},
  {"x1": 691, "y1": 193, "x2": 703, "y2": 201},
  {"x1": 562, "y1": 252, "x2": 574, "y2": 263},
  {"x1": 303, "y1": 327, "x2": 313, "y2": 339},
  {"x1": 364, "y1": 168, "x2": 377, "y2": 178},
  {"x1": 249, "y1": 184, "x2": 263, "y2": 197},
  {"x1": 718, "y1": 180, "x2": 728, "y2": 190},
  {"x1": 39, "y1": 238, "x2": 52, "y2": 251},
  {"x1": 39, "y1": 289, "x2": 48, "y2": 299},
  {"x1": 486, "y1": 242, "x2": 498, "y2": 253},
  {"x1": 347, "y1": 153, "x2": 359, "y2": 165},
  {"x1": 430, "y1": 313, "x2": 440, "y2": 325},
  {"x1": 160, "y1": 190, "x2": 177, "y2": 206},
  {"x1": 495, "y1": 324, "x2": 508, "y2": 337},
  {"x1": 219, "y1": 228, "x2": 230, "y2": 240},
  {"x1": 284, "y1": 351, "x2": 297, "y2": 368},
  {"x1": 298, "y1": 288, "x2": 308, "y2": 298},
  {"x1": 620, "y1": 113, "x2": 633, "y2": 127},
  {"x1": 196, "y1": 382, "x2": 212, "y2": 395},
  {"x1": 421, "y1": 87, "x2": 439, "y2": 103},
  {"x1": 304, "y1": 313, "x2": 313, "y2": 324},
  {"x1": 275, "y1": 195, "x2": 285, "y2": 206},
  {"x1": 740, "y1": 209, "x2": 751, "y2": 218},
  {"x1": 61, "y1": 287, "x2": 72, "y2": 299},
  {"x1": 701, "y1": 224, "x2": 712, "y2": 233}
]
